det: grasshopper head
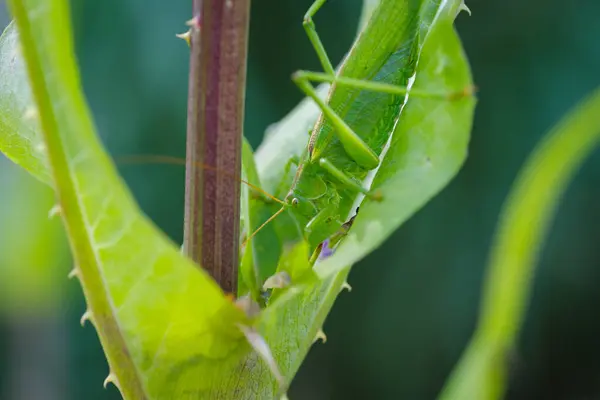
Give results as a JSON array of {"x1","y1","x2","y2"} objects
[
  {"x1": 285, "y1": 190, "x2": 343, "y2": 250},
  {"x1": 285, "y1": 192, "x2": 313, "y2": 219}
]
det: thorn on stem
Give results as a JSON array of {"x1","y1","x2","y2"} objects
[
  {"x1": 185, "y1": 15, "x2": 201, "y2": 31},
  {"x1": 176, "y1": 30, "x2": 192, "y2": 47}
]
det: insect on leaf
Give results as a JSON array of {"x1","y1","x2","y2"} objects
[
  {"x1": 232, "y1": 0, "x2": 477, "y2": 396},
  {"x1": 315, "y1": 1, "x2": 477, "y2": 278}
]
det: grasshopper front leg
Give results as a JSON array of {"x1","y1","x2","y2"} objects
[{"x1": 303, "y1": 0, "x2": 335, "y2": 76}]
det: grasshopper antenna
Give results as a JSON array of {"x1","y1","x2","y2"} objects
[
  {"x1": 242, "y1": 206, "x2": 286, "y2": 248},
  {"x1": 115, "y1": 154, "x2": 286, "y2": 206}
]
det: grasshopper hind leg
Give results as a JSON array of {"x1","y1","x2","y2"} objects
[
  {"x1": 318, "y1": 157, "x2": 383, "y2": 202},
  {"x1": 291, "y1": 70, "x2": 473, "y2": 171}
]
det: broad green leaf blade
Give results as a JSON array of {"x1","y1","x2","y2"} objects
[
  {"x1": 439, "y1": 86, "x2": 600, "y2": 400},
  {"x1": 5, "y1": 1, "x2": 253, "y2": 399},
  {"x1": 359, "y1": 0, "x2": 384, "y2": 29},
  {"x1": 0, "y1": 21, "x2": 50, "y2": 185},
  {"x1": 315, "y1": 1, "x2": 476, "y2": 278},
  {"x1": 242, "y1": 0, "x2": 474, "y2": 397},
  {"x1": 225, "y1": 240, "x2": 352, "y2": 397},
  {"x1": 257, "y1": 257, "x2": 351, "y2": 391}
]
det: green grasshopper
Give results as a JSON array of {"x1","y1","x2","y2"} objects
[
  {"x1": 247, "y1": 0, "x2": 474, "y2": 258},
  {"x1": 121, "y1": 0, "x2": 472, "y2": 279}
]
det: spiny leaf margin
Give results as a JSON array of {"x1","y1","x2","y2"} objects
[{"x1": 5, "y1": 0, "x2": 253, "y2": 398}]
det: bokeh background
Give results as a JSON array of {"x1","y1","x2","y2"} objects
[{"x1": 1, "y1": 0, "x2": 599, "y2": 399}]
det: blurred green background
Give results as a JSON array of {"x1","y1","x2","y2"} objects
[{"x1": 1, "y1": 0, "x2": 599, "y2": 399}]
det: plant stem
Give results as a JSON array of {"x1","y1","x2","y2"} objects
[{"x1": 183, "y1": 0, "x2": 250, "y2": 293}]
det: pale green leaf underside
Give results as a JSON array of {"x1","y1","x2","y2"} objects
[
  {"x1": 2, "y1": 1, "x2": 251, "y2": 399},
  {"x1": 0, "y1": 21, "x2": 50, "y2": 185}
]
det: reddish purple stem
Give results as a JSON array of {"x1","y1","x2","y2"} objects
[{"x1": 183, "y1": 0, "x2": 251, "y2": 293}]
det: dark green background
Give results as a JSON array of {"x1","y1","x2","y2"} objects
[{"x1": 1, "y1": 0, "x2": 599, "y2": 399}]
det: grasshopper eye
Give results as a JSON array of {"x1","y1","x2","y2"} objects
[{"x1": 291, "y1": 198, "x2": 299, "y2": 206}]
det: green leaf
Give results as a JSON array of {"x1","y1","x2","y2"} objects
[
  {"x1": 240, "y1": 137, "x2": 282, "y2": 300},
  {"x1": 314, "y1": 1, "x2": 476, "y2": 278},
  {"x1": 0, "y1": 21, "x2": 50, "y2": 185},
  {"x1": 439, "y1": 86, "x2": 600, "y2": 400},
  {"x1": 242, "y1": 0, "x2": 475, "y2": 396},
  {"x1": 237, "y1": 239, "x2": 352, "y2": 396},
  {"x1": 3, "y1": 1, "x2": 254, "y2": 398},
  {"x1": 0, "y1": 0, "x2": 476, "y2": 398},
  {"x1": 254, "y1": 0, "x2": 383, "y2": 194}
]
